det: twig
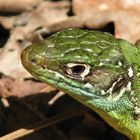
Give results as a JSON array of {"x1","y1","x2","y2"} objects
[
  {"x1": 0, "y1": 110, "x2": 84, "y2": 140},
  {"x1": 48, "y1": 91, "x2": 65, "y2": 105}
]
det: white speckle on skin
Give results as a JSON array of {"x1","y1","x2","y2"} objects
[
  {"x1": 55, "y1": 72, "x2": 65, "y2": 78},
  {"x1": 99, "y1": 62, "x2": 104, "y2": 66},
  {"x1": 130, "y1": 91, "x2": 134, "y2": 95},
  {"x1": 84, "y1": 48, "x2": 93, "y2": 52},
  {"x1": 118, "y1": 61, "x2": 122, "y2": 66},
  {"x1": 131, "y1": 96, "x2": 137, "y2": 102},
  {"x1": 126, "y1": 81, "x2": 132, "y2": 91},
  {"x1": 100, "y1": 90, "x2": 106, "y2": 95},
  {"x1": 84, "y1": 83, "x2": 93, "y2": 88},
  {"x1": 130, "y1": 90, "x2": 140, "y2": 118},
  {"x1": 68, "y1": 28, "x2": 73, "y2": 31},
  {"x1": 128, "y1": 67, "x2": 133, "y2": 78},
  {"x1": 137, "y1": 72, "x2": 140, "y2": 77},
  {"x1": 134, "y1": 109, "x2": 140, "y2": 114},
  {"x1": 48, "y1": 44, "x2": 55, "y2": 48}
]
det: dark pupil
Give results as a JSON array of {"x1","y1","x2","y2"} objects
[{"x1": 71, "y1": 65, "x2": 85, "y2": 75}]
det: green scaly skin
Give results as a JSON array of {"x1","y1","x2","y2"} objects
[{"x1": 21, "y1": 28, "x2": 140, "y2": 140}]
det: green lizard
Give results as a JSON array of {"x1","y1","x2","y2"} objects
[{"x1": 21, "y1": 28, "x2": 140, "y2": 140}]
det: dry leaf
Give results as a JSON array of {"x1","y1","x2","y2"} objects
[
  {"x1": 0, "y1": 1, "x2": 139, "y2": 139},
  {"x1": 0, "y1": 0, "x2": 42, "y2": 13},
  {"x1": 0, "y1": 1, "x2": 70, "y2": 78},
  {"x1": 73, "y1": 0, "x2": 140, "y2": 43},
  {"x1": 0, "y1": 74, "x2": 49, "y2": 97}
]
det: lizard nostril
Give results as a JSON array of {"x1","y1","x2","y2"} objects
[{"x1": 31, "y1": 58, "x2": 37, "y2": 64}]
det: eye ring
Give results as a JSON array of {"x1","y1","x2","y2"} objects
[
  {"x1": 66, "y1": 63, "x2": 91, "y2": 79},
  {"x1": 71, "y1": 65, "x2": 86, "y2": 75}
]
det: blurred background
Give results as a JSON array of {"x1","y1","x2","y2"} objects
[{"x1": 0, "y1": 0, "x2": 139, "y2": 139}]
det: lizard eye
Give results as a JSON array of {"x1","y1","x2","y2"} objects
[
  {"x1": 65, "y1": 63, "x2": 91, "y2": 79},
  {"x1": 71, "y1": 65, "x2": 85, "y2": 75}
]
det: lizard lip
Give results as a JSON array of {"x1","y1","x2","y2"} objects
[
  {"x1": 21, "y1": 46, "x2": 37, "y2": 73},
  {"x1": 21, "y1": 46, "x2": 31, "y2": 70}
]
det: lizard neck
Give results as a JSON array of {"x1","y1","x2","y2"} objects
[
  {"x1": 96, "y1": 107, "x2": 140, "y2": 140},
  {"x1": 124, "y1": 120, "x2": 140, "y2": 140},
  {"x1": 118, "y1": 39, "x2": 140, "y2": 140},
  {"x1": 79, "y1": 94, "x2": 140, "y2": 140}
]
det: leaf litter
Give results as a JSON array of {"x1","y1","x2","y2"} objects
[{"x1": 0, "y1": 0, "x2": 139, "y2": 139}]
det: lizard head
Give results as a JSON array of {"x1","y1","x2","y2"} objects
[{"x1": 21, "y1": 28, "x2": 140, "y2": 139}]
